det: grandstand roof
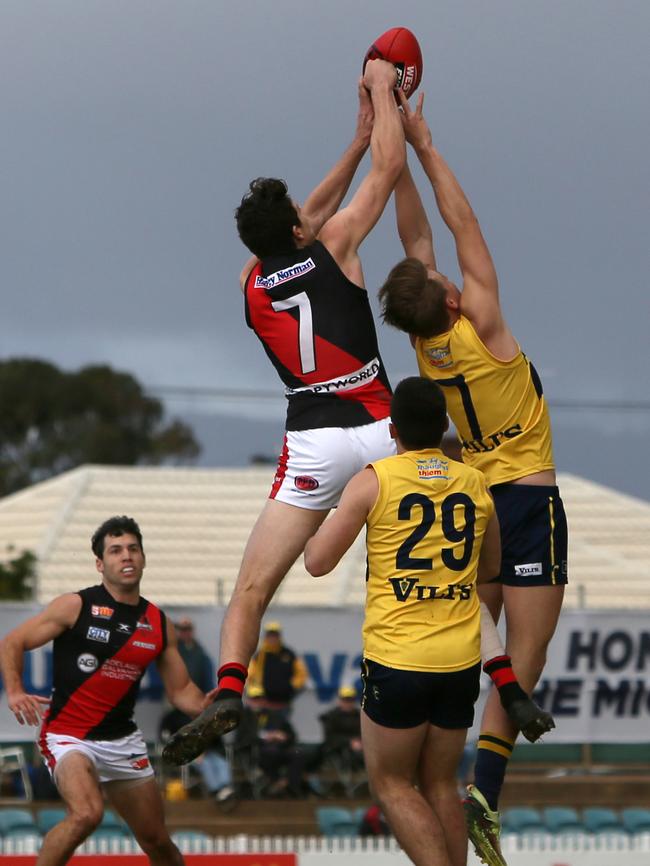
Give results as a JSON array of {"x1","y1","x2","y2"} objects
[{"x1": 0, "y1": 465, "x2": 648, "y2": 609}]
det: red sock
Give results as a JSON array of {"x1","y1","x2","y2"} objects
[
  {"x1": 483, "y1": 655, "x2": 528, "y2": 709},
  {"x1": 216, "y1": 662, "x2": 247, "y2": 699}
]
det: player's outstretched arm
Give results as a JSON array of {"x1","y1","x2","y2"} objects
[
  {"x1": 301, "y1": 79, "x2": 374, "y2": 232},
  {"x1": 0, "y1": 593, "x2": 81, "y2": 725},
  {"x1": 394, "y1": 160, "x2": 437, "y2": 270},
  {"x1": 157, "y1": 619, "x2": 216, "y2": 717},
  {"x1": 304, "y1": 467, "x2": 378, "y2": 576},
  {"x1": 399, "y1": 92, "x2": 510, "y2": 340},
  {"x1": 320, "y1": 59, "x2": 405, "y2": 277},
  {"x1": 238, "y1": 80, "x2": 373, "y2": 291}
]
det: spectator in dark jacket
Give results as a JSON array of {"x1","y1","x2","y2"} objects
[
  {"x1": 319, "y1": 684, "x2": 364, "y2": 770},
  {"x1": 247, "y1": 621, "x2": 308, "y2": 717},
  {"x1": 159, "y1": 619, "x2": 234, "y2": 805},
  {"x1": 247, "y1": 685, "x2": 311, "y2": 797}
]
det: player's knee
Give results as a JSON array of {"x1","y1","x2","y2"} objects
[
  {"x1": 137, "y1": 827, "x2": 176, "y2": 857},
  {"x1": 68, "y1": 804, "x2": 103, "y2": 839},
  {"x1": 421, "y1": 776, "x2": 458, "y2": 804},
  {"x1": 370, "y1": 773, "x2": 410, "y2": 809}
]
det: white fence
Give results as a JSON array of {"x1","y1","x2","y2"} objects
[{"x1": 3, "y1": 832, "x2": 650, "y2": 865}]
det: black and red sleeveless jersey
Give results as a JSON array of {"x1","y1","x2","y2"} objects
[
  {"x1": 41, "y1": 584, "x2": 166, "y2": 741},
  {"x1": 244, "y1": 241, "x2": 392, "y2": 431}
]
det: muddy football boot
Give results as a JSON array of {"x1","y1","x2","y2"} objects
[
  {"x1": 507, "y1": 697, "x2": 555, "y2": 743},
  {"x1": 463, "y1": 784, "x2": 507, "y2": 866},
  {"x1": 162, "y1": 695, "x2": 242, "y2": 766}
]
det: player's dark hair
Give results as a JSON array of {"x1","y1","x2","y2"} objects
[
  {"x1": 235, "y1": 178, "x2": 301, "y2": 258},
  {"x1": 391, "y1": 377, "x2": 447, "y2": 450},
  {"x1": 378, "y1": 257, "x2": 451, "y2": 338},
  {"x1": 91, "y1": 516, "x2": 144, "y2": 558}
]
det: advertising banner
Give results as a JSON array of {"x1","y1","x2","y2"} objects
[{"x1": 0, "y1": 604, "x2": 648, "y2": 744}]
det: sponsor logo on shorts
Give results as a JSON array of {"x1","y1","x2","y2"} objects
[
  {"x1": 131, "y1": 756, "x2": 150, "y2": 770},
  {"x1": 87, "y1": 626, "x2": 110, "y2": 643},
  {"x1": 416, "y1": 457, "x2": 449, "y2": 480},
  {"x1": 294, "y1": 475, "x2": 319, "y2": 492},
  {"x1": 91, "y1": 605, "x2": 114, "y2": 619},
  {"x1": 285, "y1": 358, "x2": 380, "y2": 396},
  {"x1": 117, "y1": 623, "x2": 132, "y2": 634},
  {"x1": 133, "y1": 640, "x2": 156, "y2": 650},
  {"x1": 77, "y1": 653, "x2": 99, "y2": 672},
  {"x1": 424, "y1": 344, "x2": 453, "y2": 369},
  {"x1": 514, "y1": 562, "x2": 543, "y2": 577},
  {"x1": 254, "y1": 257, "x2": 315, "y2": 290}
]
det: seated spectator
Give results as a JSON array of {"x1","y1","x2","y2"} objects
[
  {"x1": 359, "y1": 804, "x2": 390, "y2": 837},
  {"x1": 246, "y1": 685, "x2": 308, "y2": 798},
  {"x1": 29, "y1": 751, "x2": 59, "y2": 800},
  {"x1": 319, "y1": 684, "x2": 364, "y2": 771},
  {"x1": 159, "y1": 707, "x2": 235, "y2": 807},
  {"x1": 159, "y1": 618, "x2": 235, "y2": 807},
  {"x1": 175, "y1": 618, "x2": 214, "y2": 691},
  {"x1": 248, "y1": 622, "x2": 308, "y2": 718}
]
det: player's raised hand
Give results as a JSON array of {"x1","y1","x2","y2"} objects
[
  {"x1": 8, "y1": 692, "x2": 50, "y2": 726},
  {"x1": 355, "y1": 78, "x2": 374, "y2": 148},
  {"x1": 363, "y1": 58, "x2": 398, "y2": 92},
  {"x1": 397, "y1": 90, "x2": 432, "y2": 152}
]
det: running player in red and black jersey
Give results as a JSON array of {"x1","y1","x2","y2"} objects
[
  {"x1": 163, "y1": 60, "x2": 406, "y2": 765},
  {"x1": 0, "y1": 516, "x2": 215, "y2": 866}
]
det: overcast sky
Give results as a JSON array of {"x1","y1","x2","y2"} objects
[{"x1": 2, "y1": 1, "x2": 648, "y2": 498}]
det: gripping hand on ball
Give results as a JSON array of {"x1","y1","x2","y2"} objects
[
  {"x1": 354, "y1": 78, "x2": 374, "y2": 149},
  {"x1": 363, "y1": 58, "x2": 398, "y2": 93}
]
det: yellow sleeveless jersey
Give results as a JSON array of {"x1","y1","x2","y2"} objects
[
  {"x1": 414, "y1": 316, "x2": 555, "y2": 486},
  {"x1": 363, "y1": 449, "x2": 494, "y2": 672}
]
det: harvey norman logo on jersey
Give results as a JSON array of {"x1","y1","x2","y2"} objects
[{"x1": 254, "y1": 257, "x2": 315, "y2": 290}]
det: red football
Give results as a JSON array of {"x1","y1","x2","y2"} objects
[{"x1": 363, "y1": 27, "x2": 423, "y2": 98}]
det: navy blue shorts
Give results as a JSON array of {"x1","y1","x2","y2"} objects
[
  {"x1": 491, "y1": 483, "x2": 568, "y2": 587},
  {"x1": 361, "y1": 659, "x2": 481, "y2": 730}
]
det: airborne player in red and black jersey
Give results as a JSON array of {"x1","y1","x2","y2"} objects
[
  {"x1": 164, "y1": 63, "x2": 548, "y2": 774},
  {"x1": 0, "y1": 516, "x2": 216, "y2": 866},
  {"x1": 163, "y1": 60, "x2": 407, "y2": 766}
]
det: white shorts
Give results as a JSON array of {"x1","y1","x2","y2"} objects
[
  {"x1": 270, "y1": 417, "x2": 395, "y2": 510},
  {"x1": 40, "y1": 729, "x2": 154, "y2": 786}
]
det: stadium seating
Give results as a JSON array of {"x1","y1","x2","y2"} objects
[
  {"x1": 171, "y1": 831, "x2": 213, "y2": 842},
  {"x1": 90, "y1": 828, "x2": 131, "y2": 841},
  {"x1": 35, "y1": 808, "x2": 67, "y2": 835},
  {"x1": 170, "y1": 831, "x2": 214, "y2": 853},
  {"x1": 542, "y1": 806, "x2": 583, "y2": 833},
  {"x1": 2, "y1": 828, "x2": 42, "y2": 841},
  {"x1": 315, "y1": 806, "x2": 359, "y2": 837},
  {"x1": 502, "y1": 807, "x2": 545, "y2": 833},
  {"x1": 0, "y1": 809, "x2": 37, "y2": 834},
  {"x1": 100, "y1": 809, "x2": 127, "y2": 830},
  {"x1": 621, "y1": 807, "x2": 650, "y2": 834},
  {"x1": 2, "y1": 465, "x2": 648, "y2": 608},
  {"x1": 582, "y1": 807, "x2": 624, "y2": 834}
]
